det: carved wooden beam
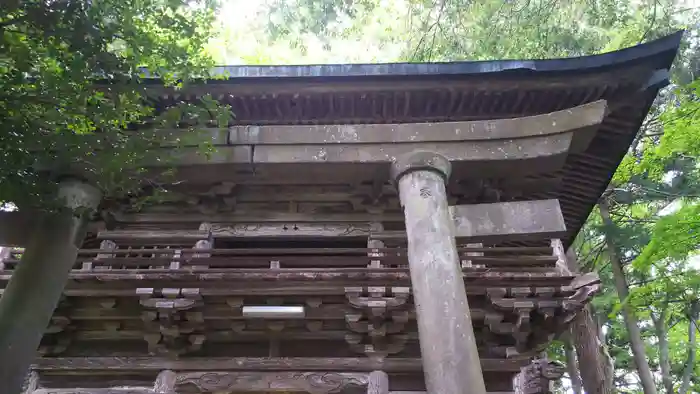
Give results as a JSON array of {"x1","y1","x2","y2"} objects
[
  {"x1": 174, "y1": 371, "x2": 368, "y2": 394},
  {"x1": 209, "y1": 222, "x2": 373, "y2": 239},
  {"x1": 109, "y1": 200, "x2": 564, "y2": 243}
]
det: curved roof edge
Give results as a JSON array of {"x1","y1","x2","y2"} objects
[{"x1": 201, "y1": 31, "x2": 683, "y2": 80}]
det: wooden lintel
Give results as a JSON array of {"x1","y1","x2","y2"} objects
[
  {"x1": 33, "y1": 390, "x2": 153, "y2": 394},
  {"x1": 31, "y1": 357, "x2": 528, "y2": 372},
  {"x1": 114, "y1": 200, "x2": 564, "y2": 242},
  {"x1": 374, "y1": 200, "x2": 566, "y2": 243},
  {"x1": 249, "y1": 134, "x2": 572, "y2": 164},
  {"x1": 449, "y1": 199, "x2": 566, "y2": 242},
  {"x1": 174, "y1": 371, "x2": 368, "y2": 393},
  {"x1": 209, "y1": 222, "x2": 373, "y2": 239},
  {"x1": 1, "y1": 268, "x2": 573, "y2": 285},
  {"x1": 96, "y1": 229, "x2": 210, "y2": 243},
  {"x1": 112, "y1": 212, "x2": 405, "y2": 224},
  {"x1": 227, "y1": 100, "x2": 605, "y2": 150}
]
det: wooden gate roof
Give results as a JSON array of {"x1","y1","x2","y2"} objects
[{"x1": 148, "y1": 32, "x2": 682, "y2": 246}]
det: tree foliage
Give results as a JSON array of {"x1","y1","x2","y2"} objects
[{"x1": 0, "y1": 0, "x2": 231, "y2": 211}]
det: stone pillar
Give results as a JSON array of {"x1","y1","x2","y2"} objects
[
  {"x1": 391, "y1": 152, "x2": 486, "y2": 394},
  {"x1": 0, "y1": 180, "x2": 101, "y2": 394}
]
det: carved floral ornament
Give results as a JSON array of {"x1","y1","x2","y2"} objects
[
  {"x1": 209, "y1": 223, "x2": 373, "y2": 237},
  {"x1": 174, "y1": 371, "x2": 369, "y2": 394}
]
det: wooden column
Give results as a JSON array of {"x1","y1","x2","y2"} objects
[
  {"x1": 367, "y1": 370, "x2": 389, "y2": 394},
  {"x1": 391, "y1": 152, "x2": 486, "y2": 394},
  {"x1": 0, "y1": 180, "x2": 101, "y2": 394}
]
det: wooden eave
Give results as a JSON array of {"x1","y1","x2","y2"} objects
[{"x1": 141, "y1": 32, "x2": 681, "y2": 247}]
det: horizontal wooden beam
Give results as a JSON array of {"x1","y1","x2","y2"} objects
[
  {"x1": 209, "y1": 222, "x2": 373, "y2": 239},
  {"x1": 96, "y1": 229, "x2": 209, "y2": 243},
  {"x1": 112, "y1": 212, "x2": 405, "y2": 224},
  {"x1": 32, "y1": 390, "x2": 515, "y2": 394},
  {"x1": 246, "y1": 134, "x2": 573, "y2": 165},
  {"x1": 375, "y1": 200, "x2": 566, "y2": 243},
  {"x1": 226, "y1": 100, "x2": 606, "y2": 149},
  {"x1": 0, "y1": 268, "x2": 575, "y2": 289},
  {"x1": 450, "y1": 199, "x2": 567, "y2": 242},
  {"x1": 112, "y1": 200, "x2": 564, "y2": 243},
  {"x1": 148, "y1": 102, "x2": 608, "y2": 168},
  {"x1": 32, "y1": 357, "x2": 527, "y2": 372},
  {"x1": 33, "y1": 389, "x2": 153, "y2": 394},
  {"x1": 70, "y1": 246, "x2": 553, "y2": 256}
]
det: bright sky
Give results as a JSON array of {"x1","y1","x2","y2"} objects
[
  {"x1": 211, "y1": 0, "x2": 409, "y2": 64},
  {"x1": 213, "y1": 0, "x2": 700, "y2": 66}
]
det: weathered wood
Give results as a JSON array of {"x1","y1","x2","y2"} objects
[
  {"x1": 74, "y1": 246, "x2": 554, "y2": 256},
  {"x1": 564, "y1": 249, "x2": 614, "y2": 394},
  {"x1": 95, "y1": 241, "x2": 117, "y2": 261},
  {"x1": 449, "y1": 200, "x2": 567, "y2": 243},
  {"x1": 67, "y1": 255, "x2": 556, "y2": 270},
  {"x1": 209, "y1": 222, "x2": 373, "y2": 238},
  {"x1": 249, "y1": 134, "x2": 572, "y2": 165},
  {"x1": 153, "y1": 370, "x2": 175, "y2": 393},
  {"x1": 227, "y1": 101, "x2": 605, "y2": 149},
  {"x1": 69, "y1": 329, "x2": 415, "y2": 343},
  {"x1": 33, "y1": 389, "x2": 153, "y2": 394},
  {"x1": 392, "y1": 152, "x2": 486, "y2": 394},
  {"x1": 6, "y1": 283, "x2": 571, "y2": 299},
  {"x1": 0, "y1": 269, "x2": 575, "y2": 287},
  {"x1": 367, "y1": 371, "x2": 389, "y2": 394},
  {"x1": 96, "y1": 230, "x2": 210, "y2": 243},
  {"x1": 174, "y1": 371, "x2": 368, "y2": 393},
  {"x1": 113, "y1": 212, "x2": 405, "y2": 224},
  {"x1": 0, "y1": 180, "x2": 101, "y2": 394},
  {"x1": 32, "y1": 357, "x2": 528, "y2": 372}
]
